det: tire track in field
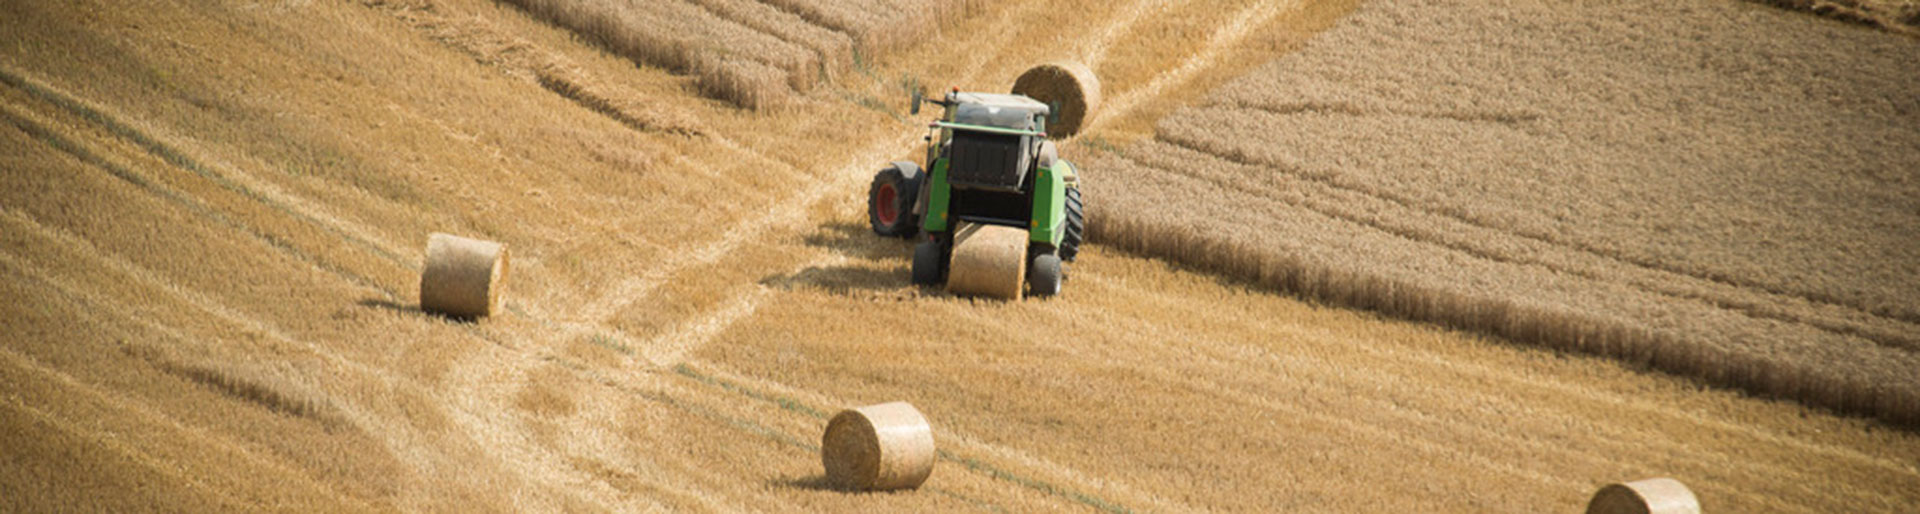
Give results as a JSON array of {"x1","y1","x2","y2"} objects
[
  {"x1": 572, "y1": 129, "x2": 922, "y2": 325},
  {"x1": 1079, "y1": 0, "x2": 1179, "y2": 67},
  {"x1": 948, "y1": 0, "x2": 1056, "y2": 86},
  {"x1": 547, "y1": 130, "x2": 907, "y2": 362},
  {"x1": 3, "y1": 229, "x2": 770, "y2": 511},
  {"x1": 0, "y1": 209, "x2": 403, "y2": 425},
  {"x1": 0, "y1": 342, "x2": 374, "y2": 511},
  {"x1": 477, "y1": 119, "x2": 893, "y2": 360},
  {"x1": 1083, "y1": 0, "x2": 1298, "y2": 136},
  {"x1": 436, "y1": 351, "x2": 698, "y2": 511},
  {"x1": 1, "y1": 220, "x2": 706, "y2": 511},
  {"x1": 1135, "y1": 134, "x2": 1920, "y2": 352},
  {"x1": 0, "y1": 103, "x2": 402, "y2": 300},
  {"x1": 0, "y1": 66, "x2": 412, "y2": 270},
  {"x1": 0, "y1": 373, "x2": 249, "y2": 510}
]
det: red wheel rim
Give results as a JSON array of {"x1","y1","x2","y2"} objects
[{"x1": 875, "y1": 183, "x2": 899, "y2": 226}]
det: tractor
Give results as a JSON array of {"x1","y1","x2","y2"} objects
[{"x1": 866, "y1": 65, "x2": 1095, "y2": 299}]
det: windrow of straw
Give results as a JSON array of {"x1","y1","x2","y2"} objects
[
  {"x1": 373, "y1": 0, "x2": 704, "y2": 135},
  {"x1": 499, "y1": 0, "x2": 1000, "y2": 108},
  {"x1": 1752, "y1": 0, "x2": 1920, "y2": 36},
  {"x1": 754, "y1": 0, "x2": 996, "y2": 60},
  {"x1": 687, "y1": 0, "x2": 855, "y2": 82},
  {"x1": 1084, "y1": 146, "x2": 1920, "y2": 427},
  {"x1": 501, "y1": 0, "x2": 822, "y2": 108},
  {"x1": 1078, "y1": 0, "x2": 1920, "y2": 427}
]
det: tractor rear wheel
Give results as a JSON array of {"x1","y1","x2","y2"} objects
[
  {"x1": 1061, "y1": 186, "x2": 1084, "y2": 262},
  {"x1": 869, "y1": 163, "x2": 923, "y2": 238},
  {"x1": 1029, "y1": 253, "x2": 1062, "y2": 297},
  {"x1": 911, "y1": 239, "x2": 945, "y2": 286}
]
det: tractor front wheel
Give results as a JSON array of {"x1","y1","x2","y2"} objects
[
  {"x1": 868, "y1": 162, "x2": 923, "y2": 238},
  {"x1": 911, "y1": 239, "x2": 945, "y2": 286},
  {"x1": 1029, "y1": 253, "x2": 1063, "y2": 297}
]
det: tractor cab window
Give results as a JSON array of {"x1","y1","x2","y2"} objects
[{"x1": 950, "y1": 93, "x2": 1050, "y2": 132}]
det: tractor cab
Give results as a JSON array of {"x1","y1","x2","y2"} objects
[
  {"x1": 918, "y1": 92, "x2": 1055, "y2": 195},
  {"x1": 920, "y1": 92, "x2": 1059, "y2": 230}
]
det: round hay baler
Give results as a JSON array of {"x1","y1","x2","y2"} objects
[{"x1": 867, "y1": 64, "x2": 1099, "y2": 299}]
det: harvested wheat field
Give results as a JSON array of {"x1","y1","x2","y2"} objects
[
  {"x1": 1083, "y1": 0, "x2": 1920, "y2": 428},
  {"x1": 1, "y1": 0, "x2": 1917, "y2": 512}
]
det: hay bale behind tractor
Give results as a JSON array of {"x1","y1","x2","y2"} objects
[
  {"x1": 945, "y1": 222, "x2": 1028, "y2": 300},
  {"x1": 1013, "y1": 62, "x2": 1102, "y2": 139},
  {"x1": 821, "y1": 401, "x2": 936, "y2": 491},
  {"x1": 1586, "y1": 477, "x2": 1701, "y2": 514},
  {"x1": 421, "y1": 233, "x2": 509, "y2": 318}
]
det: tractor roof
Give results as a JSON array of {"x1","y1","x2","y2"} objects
[{"x1": 952, "y1": 92, "x2": 1050, "y2": 131}]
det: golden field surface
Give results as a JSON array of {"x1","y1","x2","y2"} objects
[
  {"x1": 1084, "y1": 0, "x2": 1920, "y2": 426},
  {"x1": 1, "y1": 0, "x2": 1916, "y2": 512}
]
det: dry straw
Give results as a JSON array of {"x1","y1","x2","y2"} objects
[
  {"x1": 421, "y1": 233, "x2": 509, "y2": 318},
  {"x1": 1078, "y1": 0, "x2": 1920, "y2": 427},
  {"x1": 821, "y1": 401, "x2": 936, "y2": 491},
  {"x1": 1586, "y1": 478, "x2": 1700, "y2": 514},
  {"x1": 945, "y1": 222, "x2": 1027, "y2": 300},
  {"x1": 1013, "y1": 62, "x2": 1102, "y2": 139},
  {"x1": 501, "y1": 0, "x2": 817, "y2": 108}
]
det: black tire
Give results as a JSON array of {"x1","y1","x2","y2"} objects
[
  {"x1": 911, "y1": 239, "x2": 944, "y2": 286},
  {"x1": 1029, "y1": 253, "x2": 1063, "y2": 296},
  {"x1": 1060, "y1": 186, "x2": 1084, "y2": 262},
  {"x1": 868, "y1": 162, "x2": 923, "y2": 238}
]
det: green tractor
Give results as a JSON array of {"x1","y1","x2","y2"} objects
[{"x1": 867, "y1": 67, "x2": 1095, "y2": 299}]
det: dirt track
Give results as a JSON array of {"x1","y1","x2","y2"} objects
[{"x1": 2, "y1": 0, "x2": 1917, "y2": 512}]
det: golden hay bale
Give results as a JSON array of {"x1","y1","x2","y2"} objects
[
  {"x1": 1012, "y1": 62, "x2": 1102, "y2": 139},
  {"x1": 421, "y1": 233, "x2": 509, "y2": 318},
  {"x1": 821, "y1": 401, "x2": 935, "y2": 491},
  {"x1": 945, "y1": 222, "x2": 1027, "y2": 300},
  {"x1": 1586, "y1": 478, "x2": 1701, "y2": 514}
]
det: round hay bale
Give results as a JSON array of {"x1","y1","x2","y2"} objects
[
  {"x1": 945, "y1": 222, "x2": 1027, "y2": 300},
  {"x1": 1012, "y1": 62, "x2": 1102, "y2": 139},
  {"x1": 821, "y1": 401, "x2": 935, "y2": 491},
  {"x1": 1586, "y1": 478, "x2": 1700, "y2": 514},
  {"x1": 420, "y1": 233, "x2": 508, "y2": 318}
]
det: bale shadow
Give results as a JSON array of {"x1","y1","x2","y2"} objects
[
  {"x1": 772, "y1": 474, "x2": 857, "y2": 493},
  {"x1": 357, "y1": 297, "x2": 478, "y2": 324}
]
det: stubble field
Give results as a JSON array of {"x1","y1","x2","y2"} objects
[
  {"x1": 2, "y1": 0, "x2": 1916, "y2": 512},
  {"x1": 1085, "y1": 0, "x2": 1920, "y2": 427}
]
